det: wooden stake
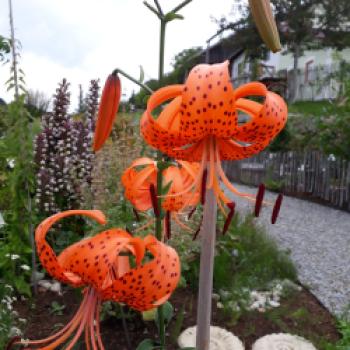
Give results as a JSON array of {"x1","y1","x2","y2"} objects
[{"x1": 196, "y1": 182, "x2": 217, "y2": 350}]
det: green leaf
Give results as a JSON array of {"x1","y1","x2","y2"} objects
[
  {"x1": 164, "y1": 12, "x2": 184, "y2": 22},
  {"x1": 142, "y1": 308, "x2": 157, "y2": 321},
  {"x1": 14, "y1": 276, "x2": 31, "y2": 296},
  {"x1": 6, "y1": 83, "x2": 15, "y2": 91},
  {"x1": 139, "y1": 65, "x2": 145, "y2": 83},
  {"x1": 161, "y1": 180, "x2": 173, "y2": 196},
  {"x1": 157, "y1": 160, "x2": 173, "y2": 171},
  {"x1": 170, "y1": 303, "x2": 186, "y2": 344},
  {"x1": 155, "y1": 301, "x2": 174, "y2": 331},
  {"x1": 136, "y1": 339, "x2": 158, "y2": 350}
]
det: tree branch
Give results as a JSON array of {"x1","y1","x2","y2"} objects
[
  {"x1": 153, "y1": 0, "x2": 163, "y2": 16},
  {"x1": 143, "y1": 1, "x2": 161, "y2": 18},
  {"x1": 171, "y1": 0, "x2": 192, "y2": 14}
]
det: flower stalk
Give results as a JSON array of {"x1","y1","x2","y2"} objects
[
  {"x1": 143, "y1": 1, "x2": 193, "y2": 348},
  {"x1": 112, "y1": 68, "x2": 153, "y2": 94}
]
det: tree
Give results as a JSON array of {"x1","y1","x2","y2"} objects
[
  {"x1": 0, "y1": 35, "x2": 10, "y2": 62},
  {"x1": 25, "y1": 90, "x2": 50, "y2": 118},
  {"x1": 129, "y1": 46, "x2": 202, "y2": 108},
  {"x1": 221, "y1": 0, "x2": 350, "y2": 101}
]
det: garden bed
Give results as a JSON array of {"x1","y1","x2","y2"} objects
[{"x1": 15, "y1": 284, "x2": 339, "y2": 350}]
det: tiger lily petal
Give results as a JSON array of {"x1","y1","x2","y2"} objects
[
  {"x1": 140, "y1": 61, "x2": 287, "y2": 223},
  {"x1": 122, "y1": 157, "x2": 200, "y2": 235},
  {"x1": 9, "y1": 210, "x2": 180, "y2": 350}
]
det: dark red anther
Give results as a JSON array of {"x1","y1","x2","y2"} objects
[
  {"x1": 254, "y1": 183, "x2": 265, "y2": 217},
  {"x1": 133, "y1": 208, "x2": 140, "y2": 222},
  {"x1": 6, "y1": 336, "x2": 21, "y2": 350},
  {"x1": 192, "y1": 227, "x2": 201, "y2": 241},
  {"x1": 165, "y1": 211, "x2": 171, "y2": 239},
  {"x1": 201, "y1": 169, "x2": 208, "y2": 205},
  {"x1": 149, "y1": 184, "x2": 160, "y2": 217},
  {"x1": 187, "y1": 207, "x2": 197, "y2": 220},
  {"x1": 271, "y1": 193, "x2": 283, "y2": 224},
  {"x1": 192, "y1": 215, "x2": 203, "y2": 240},
  {"x1": 222, "y1": 202, "x2": 236, "y2": 235}
]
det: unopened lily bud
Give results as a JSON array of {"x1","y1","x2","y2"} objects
[
  {"x1": 93, "y1": 73, "x2": 121, "y2": 151},
  {"x1": 248, "y1": 0, "x2": 281, "y2": 53}
]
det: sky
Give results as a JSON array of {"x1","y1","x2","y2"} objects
[{"x1": 0, "y1": 0, "x2": 237, "y2": 109}]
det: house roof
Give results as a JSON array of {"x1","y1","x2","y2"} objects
[{"x1": 197, "y1": 33, "x2": 245, "y2": 65}]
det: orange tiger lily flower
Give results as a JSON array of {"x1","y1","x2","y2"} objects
[
  {"x1": 10, "y1": 210, "x2": 180, "y2": 350},
  {"x1": 93, "y1": 73, "x2": 121, "y2": 151},
  {"x1": 140, "y1": 61, "x2": 287, "y2": 222},
  {"x1": 121, "y1": 157, "x2": 200, "y2": 236}
]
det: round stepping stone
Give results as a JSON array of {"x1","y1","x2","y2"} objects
[
  {"x1": 252, "y1": 333, "x2": 317, "y2": 350},
  {"x1": 178, "y1": 326, "x2": 244, "y2": 350}
]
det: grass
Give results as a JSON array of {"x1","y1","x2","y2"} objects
[
  {"x1": 214, "y1": 214, "x2": 297, "y2": 292},
  {"x1": 288, "y1": 100, "x2": 334, "y2": 116}
]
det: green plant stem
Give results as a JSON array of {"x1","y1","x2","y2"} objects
[
  {"x1": 153, "y1": 0, "x2": 163, "y2": 16},
  {"x1": 158, "y1": 20, "x2": 166, "y2": 83},
  {"x1": 143, "y1": 2, "x2": 193, "y2": 348},
  {"x1": 112, "y1": 68, "x2": 153, "y2": 94},
  {"x1": 120, "y1": 304, "x2": 132, "y2": 350},
  {"x1": 155, "y1": 16, "x2": 167, "y2": 350},
  {"x1": 171, "y1": 0, "x2": 192, "y2": 14},
  {"x1": 143, "y1": 1, "x2": 161, "y2": 18}
]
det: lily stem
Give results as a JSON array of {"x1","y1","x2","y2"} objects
[
  {"x1": 144, "y1": 1, "x2": 193, "y2": 348},
  {"x1": 112, "y1": 68, "x2": 153, "y2": 94},
  {"x1": 155, "y1": 16, "x2": 166, "y2": 350},
  {"x1": 120, "y1": 304, "x2": 132, "y2": 350}
]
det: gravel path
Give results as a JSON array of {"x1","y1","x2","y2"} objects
[{"x1": 226, "y1": 183, "x2": 350, "y2": 316}]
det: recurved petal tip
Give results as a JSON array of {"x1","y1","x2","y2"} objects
[
  {"x1": 93, "y1": 73, "x2": 121, "y2": 151},
  {"x1": 249, "y1": 0, "x2": 281, "y2": 53}
]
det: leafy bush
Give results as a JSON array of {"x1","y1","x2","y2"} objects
[
  {"x1": 0, "y1": 283, "x2": 20, "y2": 349},
  {"x1": 215, "y1": 215, "x2": 297, "y2": 290},
  {"x1": 0, "y1": 98, "x2": 38, "y2": 296},
  {"x1": 283, "y1": 61, "x2": 350, "y2": 160},
  {"x1": 175, "y1": 213, "x2": 297, "y2": 322}
]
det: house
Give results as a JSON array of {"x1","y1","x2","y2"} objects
[
  {"x1": 193, "y1": 34, "x2": 350, "y2": 101},
  {"x1": 232, "y1": 47, "x2": 350, "y2": 101}
]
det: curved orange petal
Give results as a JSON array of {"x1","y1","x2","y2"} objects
[
  {"x1": 140, "y1": 61, "x2": 288, "y2": 162},
  {"x1": 122, "y1": 158, "x2": 200, "y2": 213},
  {"x1": 233, "y1": 81, "x2": 267, "y2": 100},
  {"x1": 235, "y1": 91, "x2": 288, "y2": 146},
  {"x1": 57, "y1": 228, "x2": 138, "y2": 290},
  {"x1": 103, "y1": 235, "x2": 180, "y2": 311},
  {"x1": 35, "y1": 210, "x2": 107, "y2": 286},
  {"x1": 93, "y1": 73, "x2": 121, "y2": 151},
  {"x1": 178, "y1": 60, "x2": 238, "y2": 140},
  {"x1": 140, "y1": 85, "x2": 186, "y2": 153}
]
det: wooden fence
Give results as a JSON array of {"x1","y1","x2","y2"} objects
[{"x1": 223, "y1": 151, "x2": 350, "y2": 212}]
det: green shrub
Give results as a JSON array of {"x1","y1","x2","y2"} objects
[
  {"x1": 215, "y1": 215, "x2": 297, "y2": 290},
  {"x1": 0, "y1": 282, "x2": 23, "y2": 348}
]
